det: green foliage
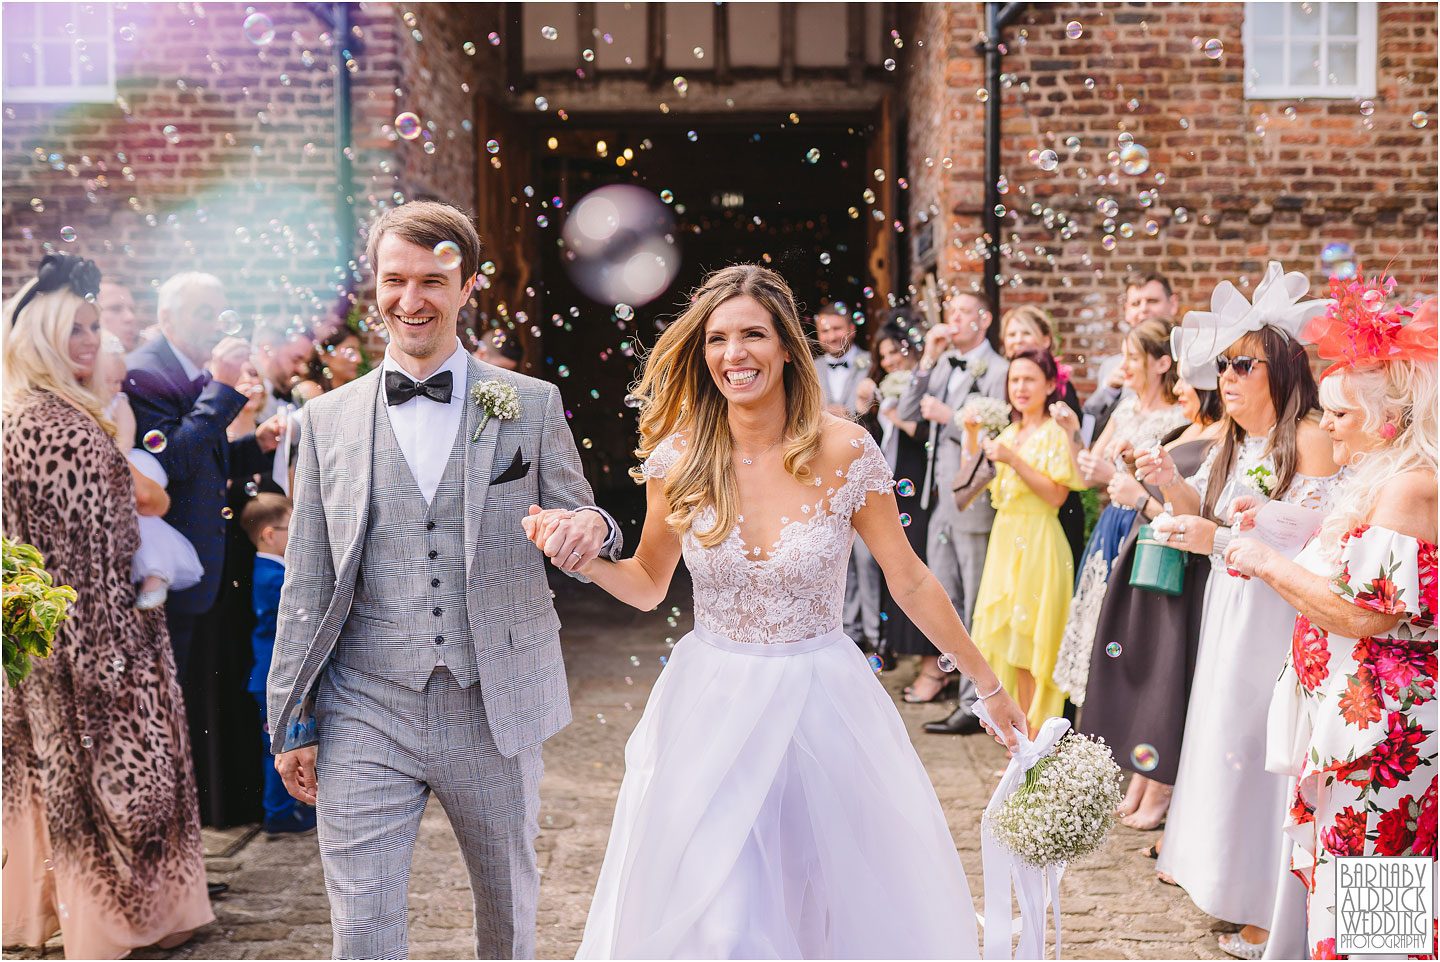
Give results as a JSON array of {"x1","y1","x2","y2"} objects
[
  {"x1": 2, "y1": 537, "x2": 76, "y2": 688},
  {"x1": 1080, "y1": 487, "x2": 1102, "y2": 543}
]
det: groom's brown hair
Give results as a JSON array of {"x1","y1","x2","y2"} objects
[{"x1": 365, "y1": 201, "x2": 482, "y2": 285}]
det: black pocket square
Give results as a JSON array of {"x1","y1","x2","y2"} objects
[{"x1": 491, "y1": 449, "x2": 531, "y2": 485}]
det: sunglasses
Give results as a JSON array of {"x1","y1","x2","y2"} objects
[{"x1": 1216, "y1": 355, "x2": 1267, "y2": 377}]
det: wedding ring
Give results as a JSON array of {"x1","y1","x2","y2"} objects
[{"x1": 570, "y1": 550, "x2": 582, "y2": 561}]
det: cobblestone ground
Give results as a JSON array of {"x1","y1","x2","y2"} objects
[{"x1": 8, "y1": 584, "x2": 1230, "y2": 960}]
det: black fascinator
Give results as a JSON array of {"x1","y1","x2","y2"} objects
[{"x1": 9, "y1": 253, "x2": 103, "y2": 327}]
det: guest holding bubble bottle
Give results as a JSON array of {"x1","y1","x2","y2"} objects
[
  {"x1": 966, "y1": 348, "x2": 1086, "y2": 733},
  {"x1": 1225, "y1": 289, "x2": 1437, "y2": 961},
  {"x1": 1136, "y1": 263, "x2": 1339, "y2": 960}
]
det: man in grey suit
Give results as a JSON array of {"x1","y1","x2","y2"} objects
[
  {"x1": 812, "y1": 304, "x2": 881, "y2": 649},
  {"x1": 897, "y1": 290, "x2": 1009, "y2": 733},
  {"x1": 267, "y1": 202, "x2": 620, "y2": 960}
]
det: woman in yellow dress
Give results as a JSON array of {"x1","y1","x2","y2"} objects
[{"x1": 966, "y1": 348, "x2": 1085, "y2": 732}]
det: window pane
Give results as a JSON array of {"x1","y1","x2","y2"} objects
[
  {"x1": 1328, "y1": 40, "x2": 1357, "y2": 86},
  {"x1": 39, "y1": 2, "x2": 74, "y2": 34},
  {"x1": 594, "y1": 2, "x2": 646, "y2": 71},
  {"x1": 664, "y1": 2, "x2": 710, "y2": 69},
  {"x1": 1291, "y1": 2, "x2": 1321, "y2": 35},
  {"x1": 1248, "y1": 1, "x2": 1285, "y2": 37},
  {"x1": 41, "y1": 41, "x2": 72, "y2": 85},
  {"x1": 1289, "y1": 41, "x2": 1321, "y2": 86},
  {"x1": 728, "y1": 4, "x2": 779, "y2": 68},
  {"x1": 795, "y1": 2, "x2": 848, "y2": 68},
  {"x1": 4, "y1": 3, "x2": 38, "y2": 35},
  {"x1": 1327, "y1": 2, "x2": 1358, "y2": 36},
  {"x1": 82, "y1": 41, "x2": 108, "y2": 78},
  {"x1": 521, "y1": 1, "x2": 578, "y2": 73},
  {"x1": 1249, "y1": 40, "x2": 1286, "y2": 89},
  {"x1": 4, "y1": 42, "x2": 37, "y2": 86}
]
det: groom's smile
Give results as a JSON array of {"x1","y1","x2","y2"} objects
[{"x1": 375, "y1": 232, "x2": 476, "y2": 375}]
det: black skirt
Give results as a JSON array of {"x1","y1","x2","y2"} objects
[{"x1": 880, "y1": 422, "x2": 935, "y2": 657}]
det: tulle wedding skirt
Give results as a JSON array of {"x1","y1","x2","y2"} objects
[{"x1": 577, "y1": 624, "x2": 980, "y2": 960}]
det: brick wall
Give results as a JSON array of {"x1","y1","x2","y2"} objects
[
  {"x1": 1, "y1": 2, "x2": 491, "y2": 337},
  {"x1": 901, "y1": 1, "x2": 1438, "y2": 384}
]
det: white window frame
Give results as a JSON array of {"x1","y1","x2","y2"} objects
[
  {"x1": 2, "y1": 3, "x2": 117, "y2": 104},
  {"x1": 1242, "y1": 1, "x2": 1377, "y2": 100}
]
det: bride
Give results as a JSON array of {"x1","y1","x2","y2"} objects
[{"x1": 525, "y1": 265, "x2": 1025, "y2": 959}]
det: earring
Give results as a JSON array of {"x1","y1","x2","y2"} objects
[{"x1": 1380, "y1": 422, "x2": 1398, "y2": 440}]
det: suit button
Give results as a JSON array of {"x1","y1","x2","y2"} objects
[
  {"x1": 432, "y1": 607, "x2": 442, "y2": 617},
  {"x1": 426, "y1": 521, "x2": 436, "y2": 530},
  {"x1": 431, "y1": 578, "x2": 440, "y2": 588},
  {"x1": 428, "y1": 550, "x2": 438, "y2": 559},
  {"x1": 434, "y1": 635, "x2": 444, "y2": 645}
]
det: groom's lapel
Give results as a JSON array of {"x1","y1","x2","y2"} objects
[
  {"x1": 338, "y1": 370, "x2": 383, "y2": 576},
  {"x1": 462, "y1": 355, "x2": 502, "y2": 583}
]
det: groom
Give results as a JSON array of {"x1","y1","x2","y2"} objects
[{"x1": 267, "y1": 201, "x2": 621, "y2": 960}]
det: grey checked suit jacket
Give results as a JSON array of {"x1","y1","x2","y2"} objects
[
  {"x1": 897, "y1": 340, "x2": 1009, "y2": 533},
  {"x1": 266, "y1": 355, "x2": 620, "y2": 759},
  {"x1": 814, "y1": 345, "x2": 871, "y2": 416}
]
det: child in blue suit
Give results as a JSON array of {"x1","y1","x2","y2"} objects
[{"x1": 240, "y1": 493, "x2": 316, "y2": 836}]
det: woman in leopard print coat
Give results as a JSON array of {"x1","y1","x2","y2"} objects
[{"x1": 2, "y1": 259, "x2": 213, "y2": 958}]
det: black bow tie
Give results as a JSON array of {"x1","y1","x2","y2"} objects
[
  {"x1": 828, "y1": 360, "x2": 850, "y2": 369},
  {"x1": 948, "y1": 356, "x2": 969, "y2": 370},
  {"x1": 385, "y1": 368, "x2": 453, "y2": 406}
]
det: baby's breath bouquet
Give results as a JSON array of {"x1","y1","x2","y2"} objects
[
  {"x1": 984, "y1": 732, "x2": 1123, "y2": 869},
  {"x1": 877, "y1": 369, "x2": 913, "y2": 401},
  {"x1": 957, "y1": 395, "x2": 1012, "y2": 438}
]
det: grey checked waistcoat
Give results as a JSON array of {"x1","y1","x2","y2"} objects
[{"x1": 332, "y1": 392, "x2": 478, "y2": 691}]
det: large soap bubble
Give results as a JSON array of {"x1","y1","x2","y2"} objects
[{"x1": 561, "y1": 185, "x2": 680, "y2": 307}]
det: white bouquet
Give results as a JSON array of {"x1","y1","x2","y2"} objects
[
  {"x1": 956, "y1": 395, "x2": 1011, "y2": 438},
  {"x1": 877, "y1": 369, "x2": 912, "y2": 401},
  {"x1": 984, "y1": 732, "x2": 1123, "y2": 869}
]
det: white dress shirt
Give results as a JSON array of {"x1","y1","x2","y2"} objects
[
  {"x1": 381, "y1": 338, "x2": 469, "y2": 504},
  {"x1": 822, "y1": 344, "x2": 861, "y2": 406},
  {"x1": 939, "y1": 341, "x2": 992, "y2": 403},
  {"x1": 164, "y1": 335, "x2": 204, "y2": 382}
]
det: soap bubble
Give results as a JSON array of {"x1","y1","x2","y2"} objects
[
  {"x1": 29, "y1": 197, "x2": 44, "y2": 212},
  {"x1": 540, "y1": 25, "x2": 558, "y2": 41},
  {"x1": 243, "y1": 12, "x2": 275, "y2": 46},
  {"x1": 1119, "y1": 143, "x2": 1150, "y2": 175},
  {"x1": 1105, "y1": 641, "x2": 1123, "y2": 657},
  {"x1": 975, "y1": 88, "x2": 989, "y2": 103},
  {"x1": 1361, "y1": 289, "x2": 1385, "y2": 313},
  {"x1": 1065, "y1": 21, "x2": 1083, "y2": 40},
  {"x1": 1036, "y1": 149, "x2": 1059, "y2": 171},
  {"x1": 867, "y1": 653, "x2": 885, "y2": 673},
  {"x1": 883, "y1": 58, "x2": 896, "y2": 71},
  {"x1": 219, "y1": 309, "x2": 242, "y2": 335},
  {"x1": 162, "y1": 124, "x2": 180, "y2": 144},
  {"x1": 659, "y1": 189, "x2": 674, "y2": 204},
  {"x1": 395, "y1": 112, "x2": 422, "y2": 140},
  {"x1": 1130, "y1": 744, "x2": 1159, "y2": 772},
  {"x1": 244, "y1": 480, "x2": 259, "y2": 497},
  {"x1": 896, "y1": 478, "x2": 916, "y2": 497},
  {"x1": 485, "y1": 139, "x2": 500, "y2": 154},
  {"x1": 560, "y1": 184, "x2": 680, "y2": 307},
  {"x1": 221, "y1": 506, "x2": 234, "y2": 520},
  {"x1": 1411, "y1": 110, "x2": 1429, "y2": 129},
  {"x1": 1321, "y1": 242, "x2": 1356, "y2": 280},
  {"x1": 534, "y1": 96, "x2": 549, "y2": 111},
  {"x1": 463, "y1": 41, "x2": 476, "y2": 55},
  {"x1": 433, "y1": 240, "x2": 462, "y2": 271},
  {"x1": 487, "y1": 32, "x2": 501, "y2": 46},
  {"x1": 1358, "y1": 100, "x2": 1375, "y2": 117},
  {"x1": 59, "y1": 226, "x2": 77, "y2": 243},
  {"x1": 142, "y1": 430, "x2": 168, "y2": 453},
  {"x1": 898, "y1": 512, "x2": 912, "y2": 527},
  {"x1": 1202, "y1": 38, "x2": 1223, "y2": 59},
  {"x1": 937, "y1": 653, "x2": 957, "y2": 672},
  {"x1": 819, "y1": 252, "x2": 831, "y2": 265},
  {"x1": 80, "y1": 735, "x2": 94, "y2": 749},
  {"x1": 805, "y1": 147, "x2": 821, "y2": 164},
  {"x1": 615, "y1": 303, "x2": 634, "y2": 320}
]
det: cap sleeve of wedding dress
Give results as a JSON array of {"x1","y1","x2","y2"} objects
[
  {"x1": 640, "y1": 433, "x2": 685, "y2": 480},
  {"x1": 827, "y1": 431, "x2": 894, "y2": 519}
]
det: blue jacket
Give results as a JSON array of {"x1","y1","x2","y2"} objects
[
  {"x1": 125, "y1": 336, "x2": 271, "y2": 614},
  {"x1": 249, "y1": 555, "x2": 285, "y2": 696}
]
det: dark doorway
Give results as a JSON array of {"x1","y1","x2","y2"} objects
[{"x1": 531, "y1": 118, "x2": 873, "y2": 498}]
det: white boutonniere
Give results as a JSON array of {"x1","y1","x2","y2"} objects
[
  {"x1": 470, "y1": 381, "x2": 520, "y2": 441},
  {"x1": 972, "y1": 358, "x2": 989, "y2": 378}
]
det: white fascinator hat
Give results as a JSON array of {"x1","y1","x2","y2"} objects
[{"x1": 1171, "y1": 261, "x2": 1332, "y2": 389}]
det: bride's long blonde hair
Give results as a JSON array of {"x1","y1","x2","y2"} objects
[{"x1": 628, "y1": 264, "x2": 825, "y2": 547}]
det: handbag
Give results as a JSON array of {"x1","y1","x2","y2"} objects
[{"x1": 951, "y1": 443, "x2": 996, "y2": 511}]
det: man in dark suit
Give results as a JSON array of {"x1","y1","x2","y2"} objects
[{"x1": 125, "y1": 272, "x2": 282, "y2": 679}]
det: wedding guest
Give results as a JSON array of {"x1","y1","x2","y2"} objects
[
  {"x1": 1086, "y1": 271, "x2": 1180, "y2": 440},
  {"x1": 1, "y1": 254, "x2": 213, "y2": 958},
  {"x1": 999, "y1": 305, "x2": 1087, "y2": 565},
  {"x1": 95, "y1": 338, "x2": 204, "y2": 611},
  {"x1": 252, "y1": 318, "x2": 319, "y2": 418},
  {"x1": 471, "y1": 325, "x2": 523, "y2": 371},
  {"x1": 903, "y1": 291, "x2": 1011, "y2": 731},
  {"x1": 125, "y1": 272, "x2": 281, "y2": 678},
  {"x1": 813, "y1": 303, "x2": 880, "y2": 650},
  {"x1": 1052, "y1": 318, "x2": 1188, "y2": 708},
  {"x1": 967, "y1": 348, "x2": 1085, "y2": 731},
  {"x1": 1137, "y1": 264, "x2": 1339, "y2": 959},
  {"x1": 1225, "y1": 292, "x2": 1437, "y2": 961},
  {"x1": 240, "y1": 493, "x2": 318, "y2": 837},
  {"x1": 857, "y1": 323, "x2": 938, "y2": 686},
  {"x1": 301, "y1": 323, "x2": 368, "y2": 394},
  {"x1": 98, "y1": 278, "x2": 142, "y2": 352},
  {"x1": 1076, "y1": 375, "x2": 1224, "y2": 833}
]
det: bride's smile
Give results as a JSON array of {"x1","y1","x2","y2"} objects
[{"x1": 704, "y1": 294, "x2": 790, "y2": 406}]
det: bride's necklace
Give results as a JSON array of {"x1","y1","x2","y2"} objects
[{"x1": 736, "y1": 435, "x2": 786, "y2": 466}]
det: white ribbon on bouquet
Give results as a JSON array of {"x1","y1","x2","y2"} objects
[{"x1": 971, "y1": 702, "x2": 1072, "y2": 960}]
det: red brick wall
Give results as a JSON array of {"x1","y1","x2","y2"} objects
[
  {"x1": 1, "y1": 2, "x2": 489, "y2": 336},
  {"x1": 902, "y1": 2, "x2": 1438, "y2": 385}
]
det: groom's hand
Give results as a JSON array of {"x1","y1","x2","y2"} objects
[
  {"x1": 275, "y1": 745, "x2": 318, "y2": 805},
  {"x1": 528, "y1": 504, "x2": 607, "y2": 573}
]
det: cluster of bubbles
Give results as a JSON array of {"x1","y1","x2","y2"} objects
[{"x1": 560, "y1": 185, "x2": 679, "y2": 307}]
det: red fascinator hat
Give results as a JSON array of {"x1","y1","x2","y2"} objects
[{"x1": 1301, "y1": 274, "x2": 1438, "y2": 380}]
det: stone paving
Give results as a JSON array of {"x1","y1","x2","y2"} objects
[{"x1": 7, "y1": 583, "x2": 1230, "y2": 960}]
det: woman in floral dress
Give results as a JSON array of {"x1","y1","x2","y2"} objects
[{"x1": 1226, "y1": 289, "x2": 1437, "y2": 960}]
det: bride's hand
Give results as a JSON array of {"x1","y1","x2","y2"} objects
[
  {"x1": 522, "y1": 505, "x2": 573, "y2": 549},
  {"x1": 979, "y1": 690, "x2": 1027, "y2": 754}
]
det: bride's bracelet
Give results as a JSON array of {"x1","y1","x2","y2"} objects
[{"x1": 977, "y1": 679, "x2": 1005, "y2": 700}]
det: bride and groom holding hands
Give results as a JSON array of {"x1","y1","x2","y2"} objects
[{"x1": 266, "y1": 200, "x2": 1027, "y2": 960}]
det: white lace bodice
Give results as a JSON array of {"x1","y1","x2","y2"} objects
[
  {"x1": 642, "y1": 431, "x2": 895, "y2": 645},
  {"x1": 1105, "y1": 395, "x2": 1190, "y2": 458}
]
